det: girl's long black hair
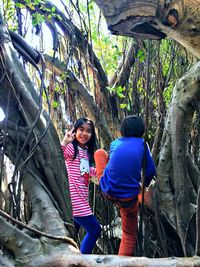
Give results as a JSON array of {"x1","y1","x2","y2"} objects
[{"x1": 72, "y1": 118, "x2": 97, "y2": 165}]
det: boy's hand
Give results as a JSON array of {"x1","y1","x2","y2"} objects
[
  {"x1": 138, "y1": 186, "x2": 154, "y2": 210},
  {"x1": 61, "y1": 129, "x2": 75, "y2": 146}
]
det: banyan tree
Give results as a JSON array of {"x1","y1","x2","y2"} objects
[{"x1": 0, "y1": 0, "x2": 200, "y2": 266}]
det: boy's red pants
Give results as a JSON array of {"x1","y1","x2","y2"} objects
[{"x1": 94, "y1": 149, "x2": 138, "y2": 256}]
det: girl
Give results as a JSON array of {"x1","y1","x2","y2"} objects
[{"x1": 61, "y1": 118, "x2": 101, "y2": 254}]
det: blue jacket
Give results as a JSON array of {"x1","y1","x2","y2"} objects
[{"x1": 100, "y1": 137, "x2": 156, "y2": 199}]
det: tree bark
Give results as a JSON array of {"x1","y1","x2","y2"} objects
[
  {"x1": 44, "y1": 54, "x2": 113, "y2": 148},
  {"x1": 27, "y1": 254, "x2": 200, "y2": 267},
  {"x1": 1, "y1": 23, "x2": 72, "y2": 219},
  {"x1": 156, "y1": 61, "x2": 200, "y2": 255},
  {"x1": 94, "y1": 0, "x2": 200, "y2": 58},
  {"x1": 1, "y1": 0, "x2": 200, "y2": 264}
]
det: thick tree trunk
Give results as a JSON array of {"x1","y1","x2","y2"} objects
[
  {"x1": 0, "y1": 14, "x2": 77, "y2": 264},
  {"x1": 0, "y1": 27, "x2": 71, "y2": 224},
  {"x1": 25, "y1": 254, "x2": 200, "y2": 267},
  {"x1": 44, "y1": 55, "x2": 113, "y2": 148},
  {"x1": 156, "y1": 62, "x2": 200, "y2": 256}
]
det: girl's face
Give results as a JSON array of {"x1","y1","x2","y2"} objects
[{"x1": 75, "y1": 122, "x2": 92, "y2": 148}]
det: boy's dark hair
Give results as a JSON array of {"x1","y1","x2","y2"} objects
[
  {"x1": 120, "y1": 115, "x2": 145, "y2": 137},
  {"x1": 72, "y1": 117, "x2": 97, "y2": 164}
]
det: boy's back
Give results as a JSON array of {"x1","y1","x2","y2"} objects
[{"x1": 100, "y1": 136, "x2": 155, "y2": 199}]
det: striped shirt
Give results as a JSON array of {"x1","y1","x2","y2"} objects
[{"x1": 62, "y1": 143, "x2": 96, "y2": 217}]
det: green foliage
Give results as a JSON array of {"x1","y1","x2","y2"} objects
[
  {"x1": 75, "y1": 1, "x2": 126, "y2": 75},
  {"x1": 52, "y1": 101, "x2": 60, "y2": 108},
  {"x1": 159, "y1": 39, "x2": 189, "y2": 106},
  {"x1": 136, "y1": 49, "x2": 146, "y2": 62},
  {"x1": 137, "y1": 76, "x2": 145, "y2": 93},
  {"x1": 15, "y1": 2, "x2": 25, "y2": 8},
  {"x1": 120, "y1": 103, "x2": 131, "y2": 111},
  {"x1": 3, "y1": 0, "x2": 190, "y2": 145},
  {"x1": 1, "y1": 0, "x2": 17, "y2": 29},
  {"x1": 22, "y1": 0, "x2": 59, "y2": 26},
  {"x1": 25, "y1": 0, "x2": 46, "y2": 5},
  {"x1": 106, "y1": 86, "x2": 125, "y2": 98},
  {"x1": 163, "y1": 81, "x2": 174, "y2": 106},
  {"x1": 54, "y1": 85, "x2": 65, "y2": 95},
  {"x1": 107, "y1": 86, "x2": 132, "y2": 111},
  {"x1": 32, "y1": 13, "x2": 45, "y2": 26},
  {"x1": 159, "y1": 39, "x2": 173, "y2": 77}
]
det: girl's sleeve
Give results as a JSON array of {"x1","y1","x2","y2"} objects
[
  {"x1": 89, "y1": 167, "x2": 99, "y2": 185},
  {"x1": 61, "y1": 143, "x2": 74, "y2": 160}
]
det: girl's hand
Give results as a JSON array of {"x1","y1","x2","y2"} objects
[{"x1": 61, "y1": 129, "x2": 75, "y2": 146}]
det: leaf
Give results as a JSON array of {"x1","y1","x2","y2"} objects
[
  {"x1": 52, "y1": 6, "x2": 56, "y2": 12},
  {"x1": 117, "y1": 86, "x2": 125, "y2": 93},
  {"x1": 15, "y1": 3, "x2": 25, "y2": 8},
  {"x1": 120, "y1": 103, "x2": 128, "y2": 109},
  {"x1": 32, "y1": 13, "x2": 45, "y2": 26},
  {"x1": 56, "y1": 14, "x2": 62, "y2": 20},
  {"x1": 117, "y1": 92, "x2": 125, "y2": 98},
  {"x1": 106, "y1": 86, "x2": 115, "y2": 93},
  {"x1": 52, "y1": 101, "x2": 60, "y2": 108},
  {"x1": 136, "y1": 49, "x2": 146, "y2": 62}
]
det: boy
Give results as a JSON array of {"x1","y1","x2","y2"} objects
[{"x1": 94, "y1": 115, "x2": 156, "y2": 256}]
